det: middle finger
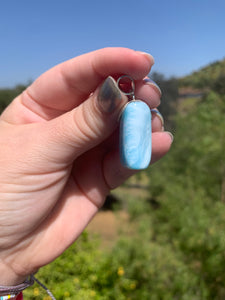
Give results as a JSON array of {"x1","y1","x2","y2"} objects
[{"x1": 135, "y1": 77, "x2": 162, "y2": 108}]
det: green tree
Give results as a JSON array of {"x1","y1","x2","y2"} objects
[
  {"x1": 211, "y1": 73, "x2": 225, "y2": 95},
  {"x1": 0, "y1": 84, "x2": 27, "y2": 114},
  {"x1": 151, "y1": 72, "x2": 179, "y2": 130},
  {"x1": 147, "y1": 90, "x2": 225, "y2": 298}
]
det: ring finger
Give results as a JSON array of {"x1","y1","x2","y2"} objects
[{"x1": 151, "y1": 108, "x2": 164, "y2": 132}]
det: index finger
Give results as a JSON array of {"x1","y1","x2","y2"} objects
[{"x1": 24, "y1": 48, "x2": 154, "y2": 116}]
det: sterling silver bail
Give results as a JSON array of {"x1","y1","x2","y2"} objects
[{"x1": 117, "y1": 75, "x2": 135, "y2": 101}]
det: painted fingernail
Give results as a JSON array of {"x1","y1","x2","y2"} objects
[
  {"x1": 98, "y1": 76, "x2": 124, "y2": 113},
  {"x1": 165, "y1": 131, "x2": 174, "y2": 143},
  {"x1": 144, "y1": 78, "x2": 162, "y2": 96},
  {"x1": 136, "y1": 51, "x2": 155, "y2": 64},
  {"x1": 151, "y1": 109, "x2": 164, "y2": 131}
]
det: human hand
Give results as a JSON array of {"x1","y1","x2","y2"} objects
[{"x1": 0, "y1": 48, "x2": 172, "y2": 285}]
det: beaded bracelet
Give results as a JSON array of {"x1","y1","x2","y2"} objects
[
  {"x1": 0, "y1": 294, "x2": 17, "y2": 300},
  {"x1": 0, "y1": 292, "x2": 23, "y2": 299}
]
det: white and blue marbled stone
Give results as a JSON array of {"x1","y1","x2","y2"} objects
[{"x1": 119, "y1": 100, "x2": 152, "y2": 170}]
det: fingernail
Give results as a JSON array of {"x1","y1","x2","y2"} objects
[
  {"x1": 98, "y1": 76, "x2": 124, "y2": 113},
  {"x1": 144, "y1": 78, "x2": 162, "y2": 96},
  {"x1": 165, "y1": 131, "x2": 174, "y2": 143},
  {"x1": 151, "y1": 109, "x2": 164, "y2": 131},
  {"x1": 136, "y1": 51, "x2": 155, "y2": 65}
]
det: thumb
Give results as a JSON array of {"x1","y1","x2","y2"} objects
[{"x1": 39, "y1": 77, "x2": 127, "y2": 164}]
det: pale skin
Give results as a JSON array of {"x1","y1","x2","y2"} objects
[{"x1": 0, "y1": 48, "x2": 172, "y2": 286}]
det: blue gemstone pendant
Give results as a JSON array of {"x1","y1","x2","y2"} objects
[{"x1": 119, "y1": 100, "x2": 152, "y2": 170}]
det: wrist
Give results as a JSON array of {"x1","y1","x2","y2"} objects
[
  {"x1": 0, "y1": 262, "x2": 27, "y2": 286},
  {"x1": 0, "y1": 272, "x2": 34, "y2": 298}
]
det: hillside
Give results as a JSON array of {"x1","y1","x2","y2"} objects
[{"x1": 179, "y1": 57, "x2": 225, "y2": 89}]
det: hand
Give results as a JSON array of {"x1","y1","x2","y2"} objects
[{"x1": 0, "y1": 48, "x2": 172, "y2": 285}]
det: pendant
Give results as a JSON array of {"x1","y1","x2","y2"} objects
[{"x1": 117, "y1": 76, "x2": 152, "y2": 170}]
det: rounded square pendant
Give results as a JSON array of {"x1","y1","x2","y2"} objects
[{"x1": 119, "y1": 100, "x2": 152, "y2": 170}]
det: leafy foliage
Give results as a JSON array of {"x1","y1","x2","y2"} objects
[
  {"x1": 0, "y1": 84, "x2": 27, "y2": 114},
  {"x1": 151, "y1": 72, "x2": 179, "y2": 130},
  {"x1": 24, "y1": 229, "x2": 202, "y2": 300},
  {"x1": 212, "y1": 73, "x2": 225, "y2": 95},
  {"x1": 147, "y1": 89, "x2": 225, "y2": 299}
]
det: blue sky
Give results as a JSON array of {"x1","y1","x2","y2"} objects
[{"x1": 0, "y1": 0, "x2": 225, "y2": 87}]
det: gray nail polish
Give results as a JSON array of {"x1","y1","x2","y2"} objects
[
  {"x1": 165, "y1": 131, "x2": 174, "y2": 143},
  {"x1": 151, "y1": 108, "x2": 164, "y2": 130},
  {"x1": 98, "y1": 76, "x2": 122, "y2": 113},
  {"x1": 144, "y1": 78, "x2": 162, "y2": 96}
]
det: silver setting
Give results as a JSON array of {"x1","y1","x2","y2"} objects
[{"x1": 117, "y1": 75, "x2": 135, "y2": 101}]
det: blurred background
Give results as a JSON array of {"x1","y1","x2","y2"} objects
[{"x1": 1, "y1": 0, "x2": 225, "y2": 299}]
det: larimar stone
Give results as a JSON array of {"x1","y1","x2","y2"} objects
[{"x1": 120, "y1": 100, "x2": 152, "y2": 170}]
